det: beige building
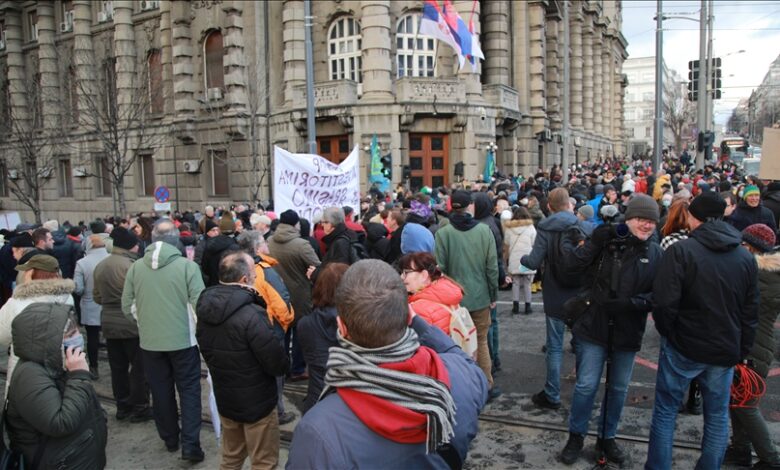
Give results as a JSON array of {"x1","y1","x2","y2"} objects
[{"x1": 0, "y1": 0, "x2": 628, "y2": 222}]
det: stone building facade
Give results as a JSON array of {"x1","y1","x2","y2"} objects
[
  {"x1": 623, "y1": 56, "x2": 675, "y2": 156},
  {"x1": 0, "y1": 0, "x2": 628, "y2": 221}
]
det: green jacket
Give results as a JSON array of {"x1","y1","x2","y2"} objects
[
  {"x1": 267, "y1": 224, "x2": 321, "y2": 321},
  {"x1": 122, "y1": 241, "x2": 204, "y2": 352},
  {"x1": 435, "y1": 219, "x2": 498, "y2": 312},
  {"x1": 7, "y1": 303, "x2": 107, "y2": 469},
  {"x1": 93, "y1": 247, "x2": 139, "y2": 339},
  {"x1": 749, "y1": 251, "x2": 780, "y2": 377}
]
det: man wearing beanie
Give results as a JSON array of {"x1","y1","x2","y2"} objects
[
  {"x1": 201, "y1": 213, "x2": 239, "y2": 287},
  {"x1": 722, "y1": 223, "x2": 780, "y2": 469},
  {"x1": 93, "y1": 228, "x2": 152, "y2": 423},
  {"x1": 646, "y1": 191, "x2": 759, "y2": 470},
  {"x1": 555, "y1": 193, "x2": 662, "y2": 465},
  {"x1": 267, "y1": 209, "x2": 321, "y2": 380},
  {"x1": 727, "y1": 184, "x2": 777, "y2": 232}
]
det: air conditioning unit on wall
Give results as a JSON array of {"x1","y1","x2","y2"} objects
[
  {"x1": 7, "y1": 169, "x2": 19, "y2": 180},
  {"x1": 60, "y1": 11, "x2": 74, "y2": 33},
  {"x1": 207, "y1": 88, "x2": 223, "y2": 101},
  {"x1": 182, "y1": 160, "x2": 203, "y2": 174},
  {"x1": 72, "y1": 166, "x2": 88, "y2": 177},
  {"x1": 140, "y1": 0, "x2": 160, "y2": 11}
]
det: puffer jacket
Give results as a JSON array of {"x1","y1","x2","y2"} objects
[
  {"x1": 268, "y1": 224, "x2": 321, "y2": 321},
  {"x1": 252, "y1": 254, "x2": 294, "y2": 332},
  {"x1": 92, "y1": 247, "x2": 140, "y2": 339},
  {"x1": 7, "y1": 302, "x2": 107, "y2": 469},
  {"x1": 296, "y1": 304, "x2": 338, "y2": 413},
  {"x1": 196, "y1": 284, "x2": 289, "y2": 423},
  {"x1": 503, "y1": 219, "x2": 537, "y2": 275},
  {"x1": 563, "y1": 232, "x2": 662, "y2": 352},
  {"x1": 653, "y1": 221, "x2": 759, "y2": 366},
  {"x1": 73, "y1": 245, "x2": 110, "y2": 326},
  {"x1": 520, "y1": 211, "x2": 586, "y2": 319},
  {"x1": 653, "y1": 174, "x2": 671, "y2": 201},
  {"x1": 0, "y1": 279, "x2": 75, "y2": 393},
  {"x1": 747, "y1": 251, "x2": 780, "y2": 377},
  {"x1": 51, "y1": 230, "x2": 80, "y2": 279},
  {"x1": 408, "y1": 277, "x2": 464, "y2": 334}
]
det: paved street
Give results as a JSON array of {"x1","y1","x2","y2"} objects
[{"x1": 1, "y1": 285, "x2": 777, "y2": 469}]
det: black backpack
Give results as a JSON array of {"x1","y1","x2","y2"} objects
[
  {"x1": 547, "y1": 226, "x2": 586, "y2": 288},
  {"x1": 339, "y1": 235, "x2": 369, "y2": 265}
]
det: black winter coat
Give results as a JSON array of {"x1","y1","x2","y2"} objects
[
  {"x1": 51, "y1": 230, "x2": 81, "y2": 279},
  {"x1": 563, "y1": 231, "x2": 662, "y2": 351},
  {"x1": 653, "y1": 221, "x2": 759, "y2": 366},
  {"x1": 196, "y1": 284, "x2": 289, "y2": 423},
  {"x1": 762, "y1": 189, "x2": 780, "y2": 230},
  {"x1": 320, "y1": 223, "x2": 355, "y2": 266},
  {"x1": 726, "y1": 201, "x2": 777, "y2": 232},
  {"x1": 296, "y1": 304, "x2": 338, "y2": 414},
  {"x1": 201, "y1": 234, "x2": 239, "y2": 286}
]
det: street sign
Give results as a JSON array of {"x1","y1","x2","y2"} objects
[
  {"x1": 154, "y1": 202, "x2": 171, "y2": 212},
  {"x1": 154, "y1": 186, "x2": 170, "y2": 203}
]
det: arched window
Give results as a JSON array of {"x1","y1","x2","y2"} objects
[
  {"x1": 203, "y1": 30, "x2": 224, "y2": 90},
  {"x1": 328, "y1": 17, "x2": 362, "y2": 82},
  {"x1": 396, "y1": 14, "x2": 436, "y2": 78}
]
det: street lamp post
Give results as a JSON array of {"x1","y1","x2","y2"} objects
[{"x1": 653, "y1": 0, "x2": 664, "y2": 174}]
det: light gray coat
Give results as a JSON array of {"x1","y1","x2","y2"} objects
[{"x1": 74, "y1": 246, "x2": 110, "y2": 326}]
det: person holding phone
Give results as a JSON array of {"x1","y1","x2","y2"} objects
[{"x1": 6, "y1": 309, "x2": 107, "y2": 469}]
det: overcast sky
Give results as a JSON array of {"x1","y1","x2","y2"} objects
[{"x1": 621, "y1": 0, "x2": 780, "y2": 125}]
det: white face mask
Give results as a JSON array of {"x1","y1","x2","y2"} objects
[
  {"x1": 520, "y1": 198, "x2": 529, "y2": 206},
  {"x1": 662, "y1": 199, "x2": 672, "y2": 207}
]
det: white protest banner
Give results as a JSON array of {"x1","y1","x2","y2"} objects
[{"x1": 273, "y1": 145, "x2": 361, "y2": 222}]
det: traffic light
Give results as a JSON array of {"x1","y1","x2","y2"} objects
[
  {"x1": 703, "y1": 131, "x2": 714, "y2": 161},
  {"x1": 454, "y1": 161, "x2": 464, "y2": 177},
  {"x1": 402, "y1": 165, "x2": 411, "y2": 181},
  {"x1": 687, "y1": 60, "x2": 699, "y2": 101},
  {"x1": 711, "y1": 57, "x2": 722, "y2": 100},
  {"x1": 380, "y1": 153, "x2": 392, "y2": 179}
]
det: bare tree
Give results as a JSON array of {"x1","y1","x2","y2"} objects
[
  {"x1": 663, "y1": 80, "x2": 696, "y2": 153},
  {"x1": 0, "y1": 76, "x2": 61, "y2": 224},
  {"x1": 727, "y1": 108, "x2": 748, "y2": 136}
]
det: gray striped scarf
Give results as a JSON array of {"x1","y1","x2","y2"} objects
[{"x1": 321, "y1": 328, "x2": 457, "y2": 454}]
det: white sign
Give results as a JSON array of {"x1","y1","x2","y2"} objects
[
  {"x1": 154, "y1": 202, "x2": 171, "y2": 212},
  {"x1": 273, "y1": 145, "x2": 360, "y2": 223}
]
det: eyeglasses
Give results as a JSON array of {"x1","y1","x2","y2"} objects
[{"x1": 401, "y1": 269, "x2": 422, "y2": 277}]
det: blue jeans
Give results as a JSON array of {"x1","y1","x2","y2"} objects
[
  {"x1": 569, "y1": 337, "x2": 636, "y2": 438},
  {"x1": 488, "y1": 306, "x2": 500, "y2": 367},
  {"x1": 543, "y1": 316, "x2": 566, "y2": 404},
  {"x1": 645, "y1": 339, "x2": 734, "y2": 470}
]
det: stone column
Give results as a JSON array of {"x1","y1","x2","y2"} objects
[
  {"x1": 570, "y1": 10, "x2": 583, "y2": 129},
  {"x1": 545, "y1": 14, "x2": 560, "y2": 131},
  {"x1": 602, "y1": 45, "x2": 612, "y2": 141},
  {"x1": 159, "y1": 0, "x2": 174, "y2": 115},
  {"x1": 170, "y1": 0, "x2": 196, "y2": 119},
  {"x1": 113, "y1": 1, "x2": 136, "y2": 118},
  {"x1": 73, "y1": 0, "x2": 96, "y2": 119},
  {"x1": 283, "y1": 0, "x2": 305, "y2": 106},
  {"x1": 222, "y1": 3, "x2": 248, "y2": 115},
  {"x1": 36, "y1": 3, "x2": 59, "y2": 130},
  {"x1": 359, "y1": 0, "x2": 393, "y2": 102},
  {"x1": 582, "y1": 20, "x2": 594, "y2": 132},
  {"x1": 528, "y1": 2, "x2": 546, "y2": 134},
  {"x1": 3, "y1": 6, "x2": 28, "y2": 123},
  {"x1": 482, "y1": 0, "x2": 509, "y2": 86},
  {"x1": 455, "y1": 0, "x2": 482, "y2": 101},
  {"x1": 592, "y1": 32, "x2": 603, "y2": 137}
]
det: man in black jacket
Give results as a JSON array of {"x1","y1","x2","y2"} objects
[
  {"x1": 645, "y1": 191, "x2": 759, "y2": 470},
  {"x1": 196, "y1": 252, "x2": 289, "y2": 469},
  {"x1": 200, "y1": 214, "x2": 239, "y2": 286}
]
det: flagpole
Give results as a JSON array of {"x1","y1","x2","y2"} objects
[{"x1": 412, "y1": 11, "x2": 422, "y2": 76}]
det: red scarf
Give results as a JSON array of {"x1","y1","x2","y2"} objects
[{"x1": 337, "y1": 346, "x2": 451, "y2": 444}]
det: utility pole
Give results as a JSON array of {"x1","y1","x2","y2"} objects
[
  {"x1": 705, "y1": 0, "x2": 714, "y2": 135},
  {"x1": 304, "y1": 0, "x2": 317, "y2": 154},
  {"x1": 562, "y1": 0, "x2": 570, "y2": 181},
  {"x1": 695, "y1": 0, "x2": 708, "y2": 169},
  {"x1": 653, "y1": 0, "x2": 663, "y2": 173}
]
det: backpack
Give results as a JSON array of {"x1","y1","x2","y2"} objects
[
  {"x1": 547, "y1": 226, "x2": 586, "y2": 288},
  {"x1": 448, "y1": 305, "x2": 478, "y2": 360},
  {"x1": 340, "y1": 235, "x2": 369, "y2": 264}
]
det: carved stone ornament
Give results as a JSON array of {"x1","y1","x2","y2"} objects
[
  {"x1": 453, "y1": 113, "x2": 468, "y2": 133},
  {"x1": 191, "y1": 0, "x2": 224, "y2": 10}
]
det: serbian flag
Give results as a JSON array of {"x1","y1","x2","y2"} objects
[
  {"x1": 467, "y1": 0, "x2": 484, "y2": 63},
  {"x1": 420, "y1": 0, "x2": 464, "y2": 65}
]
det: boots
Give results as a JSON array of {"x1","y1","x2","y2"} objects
[
  {"x1": 524, "y1": 302, "x2": 533, "y2": 314},
  {"x1": 560, "y1": 433, "x2": 584, "y2": 465},
  {"x1": 723, "y1": 445, "x2": 752, "y2": 467},
  {"x1": 512, "y1": 301, "x2": 520, "y2": 314},
  {"x1": 596, "y1": 438, "x2": 626, "y2": 465}
]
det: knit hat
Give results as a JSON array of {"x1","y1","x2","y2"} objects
[
  {"x1": 15, "y1": 254, "x2": 59, "y2": 273},
  {"x1": 219, "y1": 213, "x2": 236, "y2": 234},
  {"x1": 741, "y1": 224, "x2": 776, "y2": 253},
  {"x1": 450, "y1": 190, "x2": 473, "y2": 210},
  {"x1": 578, "y1": 205, "x2": 594, "y2": 220},
  {"x1": 625, "y1": 194, "x2": 660, "y2": 223},
  {"x1": 204, "y1": 219, "x2": 219, "y2": 233},
  {"x1": 110, "y1": 227, "x2": 138, "y2": 250},
  {"x1": 279, "y1": 209, "x2": 300, "y2": 226},
  {"x1": 409, "y1": 200, "x2": 432, "y2": 219},
  {"x1": 11, "y1": 233, "x2": 34, "y2": 248},
  {"x1": 688, "y1": 191, "x2": 726, "y2": 222},
  {"x1": 742, "y1": 185, "x2": 760, "y2": 198},
  {"x1": 250, "y1": 213, "x2": 271, "y2": 227}
]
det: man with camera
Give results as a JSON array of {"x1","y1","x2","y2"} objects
[{"x1": 558, "y1": 194, "x2": 663, "y2": 466}]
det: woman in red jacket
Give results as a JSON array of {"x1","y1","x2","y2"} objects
[{"x1": 398, "y1": 252, "x2": 463, "y2": 335}]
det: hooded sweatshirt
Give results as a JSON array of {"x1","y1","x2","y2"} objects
[
  {"x1": 7, "y1": 302, "x2": 107, "y2": 469},
  {"x1": 121, "y1": 241, "x2": 205, "y2": 352}
]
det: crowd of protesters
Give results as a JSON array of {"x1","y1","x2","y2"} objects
[{"x1": 0, "y1": 151, "x2": 777, "y2": 469}]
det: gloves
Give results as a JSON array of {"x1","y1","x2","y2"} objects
[
  {"x1": 590, "y1": 225, "x2": 613, "y2": 248},
  {"x1": 601, "y1": 297, "x2": 635, "y2": 313}
]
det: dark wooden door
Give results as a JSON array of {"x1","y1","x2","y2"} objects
[
  {"x1": 409, "y1": 133, "x2": 448, "y2": 190},
  {"x1": 317, "y1": 135, "x2": 350, "y2": 164}
]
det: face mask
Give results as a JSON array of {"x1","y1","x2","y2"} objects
[
  {"x1": 63, "y1": 333, "x2": 84, "y2": 352},
  {"x1": 520, "y1": 198, "x2": 529, "y2": 206},
  {"x1": 662, "y1": 199, "x2": 671, "y2": 207}
]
